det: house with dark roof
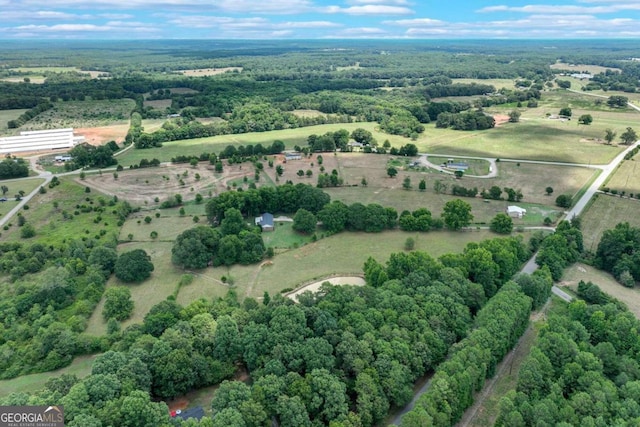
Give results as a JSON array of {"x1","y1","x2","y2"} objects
[
  {"x1": 171, "y1": 406, "x2": 205, "y2": 421},
  {"x1": 255, "y1": 213, "x2": 275, "y2": 231}
]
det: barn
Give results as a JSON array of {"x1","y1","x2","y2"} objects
[
  {"x1": 507, "y1": 205, "x2": 527, "y2": 219},
  {"x1": 0, "y1": 128, "x2": 84, "y2": 154}
]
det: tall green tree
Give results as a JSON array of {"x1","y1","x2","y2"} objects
[
  {"x1": 114, "y1": 249, "x2": 154, "y2": 283},
  {"x1": 442, "y1": 199, "x2": 474, "y2": 230}
]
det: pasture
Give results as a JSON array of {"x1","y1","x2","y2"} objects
[
  {"x1": 562, "y1": 263, "x2": 640, "y2": 319},
  {"x1": 451, "y1": 78, "x2": 517, "y2": 90},
  {"x1": 603, "y1": 158, "x2": 640, "y2": 195},
  {"x1": 550, "y1": 62, "x2": 621, "y2": 74},
  {"x1": 0, "y1": 354, "x2": 96, "y2": 398},
  {"x1": 1, "y1": 179, "x2": 121, "y2": 246},
  {"x1": 20, "y1": 99, "x2": 135, "y2": 130},
  {"x1": 115, "y1": 122, "x2": 414, "y2": 166},
  {"x1": 579, "y1": 194, "x2": 640, "y2": 252},
  {"x1": 0, "y1": 178, "x2": 45, "y2": 219},
  {"x1": 82, "y1": 163, "x2": 255, "y2": 205},
  {"x1": 0, "y1": 109, "x2": 27, "y2": 131}
]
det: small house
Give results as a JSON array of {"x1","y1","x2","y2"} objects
[
  {"x1": 255, "y1": 213, "x2": 275, "y2": 231},
  {"x1": 171, "y1": 406, "x2": 205, "y2": 421},
  {"x1": 507, "y1": 205, "x2": 527, "y2": 219}
]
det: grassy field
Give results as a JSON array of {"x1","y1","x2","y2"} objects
[
  {"x1": 451, "y1": 78, "x2": 517, "y2": 90},
  {"x1": 579, "y1": 194, "x2": 640, "y2": 252},
  {"x1": 423, "y1": 89, "x2": 637, "y2": 164},
  {"x1": 0, "y1": 178, "x2": 45, "y2": 219},
  {"x1": 116, "y1": 122, "x2": 414, "y2": 166},
  {"x1": 603, "y1": 158, "x2": 640, "y2": 195},
  {"x1": 562, "y1": 263, "x2": 640, "y2": 319},
  {"x1": 0, "y1": 109, "x2": 27, "y2": 131},
  {"x1": 20, "y1": 99, "x2": 135, "y2": 130},
  {"x1": 0, "y1": 354, "x2": 96, "y2": 398},
  {"x1": 550, "y1": 62, "x2": 621, "y2": 74},
  {"x1": 87, "y1": 228, "x2": 515, "y2": 335},
  {"x1": 1, "y1": 179, "x2": 121, "y2": 245},
  {"x1": 427, "y1": 156, "x2": 491, "y2": 176}
]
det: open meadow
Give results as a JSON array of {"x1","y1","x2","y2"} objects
[
  {"x1": 603, "y1": 157, "x2": 640, "y2": 195},
  {"x1": 115, "y1": 122, "x2": 414, "y2": 166},
  {"x1": 87, "y1": 227, "x2": 509, "y2": 336},
  {"x1": 0, "y1": 109, "x2": 27, "y2": 131},
  {"x1": 1, "y1": 179, "x2": 121, "y2": 245},
  {"x1": 0, "y1": 178, "x2": 45, "y2": 220},
  {"x1": 562, "y1": 263, "x2": 640, "y2": 319},
  {"x1": 0, "y1": 354, "x2": 96, "y2": 397},
  {"x1": 550, "y1": 62, "x2": 621, "y2": 75},
  {"x1": 579, "y1": 194, "x2": 640, "y2": 251}
]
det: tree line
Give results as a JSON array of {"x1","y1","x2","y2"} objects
[
  {"x1": 1, "y1": 232, "x2": 539, "y2": 427},
  {"x1": 497, "y1": 283, "x2": 640, "y2": 426}
]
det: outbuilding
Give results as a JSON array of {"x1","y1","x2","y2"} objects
[{"x1": 507, "y1": 205, "x2": 527, "y2": 219}]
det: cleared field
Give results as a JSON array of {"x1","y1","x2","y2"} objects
[
  {"x1": 451, "y1": 78, "x2": 517, "y2": 90},
  {"x1": 76, "y1": 123, "x2": 130, "y2": 145},
  {"x1": 579, "y1": 194, "x2": 640, "y2": 251},
  {"x1": 289, "y1": 153, "x2": 591, "y2": 224},
  {"x1": 116, "y1": 122, "x2": 413, "y2": 166},
  {"x1": 550, "y1": 62, "x2": 621, "y2": 74},
  {"x1": 83, "y1": 162, "x2": 265, "y2": 205},
  {"x1": 292, "y1": 109, "x2": 328, "y2": 118},
  {"x1": 0, "y1": 354, "x2": 96, "y2": 397},
  {"x1": 563, "y1": 263, "x2": 640, "y2": 319},
  {"x1": 119, "y1": 209, "x2": 206, "y2": 243},
  {"x1": 604, "y1": 158, "x2": 640, "y2": 195},
  {"x1": 20, "y1": 99, "x2": 135, "y2": 130},
  {"x1": 0, "y1": 178, "x2": 45, "y2": 219},
  {"x1": 427, "y1": 156, "x2": 491, "y2": 176},
  {"x1": 144, "y1": 99, "x2": 171, "y2": 109},
  {"x1": 141, "y1": 119, "x2": 167, "y2": 133},
  {"x1": 1, "y1": 179, "x2": 120, "y2": 245},
  {"x1": 180, "y1": 67, "x2": 242, "y2": 76},
  {"x1": 0, "y1": 109, "x2": 27, "y2": 131}
]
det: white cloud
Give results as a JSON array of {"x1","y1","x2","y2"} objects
[
  {"x1": 347, "y1": 0, "x2": 410, "y2": 4},
  {"x1": 324, "y1": 5, "x2": 413, "y2": 15},
  {"x1": 385, "y1": 18, "x2": 445, "y2": 26},
  {"x1": 13, "y1": 22, "x2": 159, "y2": 33},
  {"x1": 478, "y1": 3, "x2": 640, "y2": 14},
  {"x1": 0, "y1": 10, "x2": 93, "y2": 20},
  {"x1": 14, "y1": 0, "x2": 313, "y2": 13}
]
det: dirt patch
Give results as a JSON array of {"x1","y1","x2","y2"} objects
[
  {"x1": 82, "y1": 162, "x2": 255, "y2": 205},
  {"x1": 287, "y1": 275, "x2": 365, "y2": 301},
  {"x1": 493, "y1": 114, "x2": 510, "y2": 127},
  {"x1": 75, "y1": 124, "x2": 130, "y2": 146},
  {"x1": 180, "y1": 67, "x2": 242, "y2": 76}
]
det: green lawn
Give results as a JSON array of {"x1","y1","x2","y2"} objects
[
  {"x1": 427, "y1": 156, "x2": 491, "y2": 176},
  {"x1": 0, "y1": 354, "x2": 96, "y2": 398},
  {"x1": 262, "y1": 221, "x2": 313, "y2": 250}
]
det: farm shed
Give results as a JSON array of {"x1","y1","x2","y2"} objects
[
  {"x1": 507, "y1": 205, "x2": 527, "y2": 219},
  {"x1": 255, "y1": 213, "x2": 275, "y2": 231},
  {"x1": 0, "y1": 128, "x2": 84, "y2": 154},
  {"x1": 284, "y1": 152, "x2": 302, "y2": 161}
]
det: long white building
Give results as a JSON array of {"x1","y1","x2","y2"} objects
[{"x1": 0, "y1": 128, "x2": 85, "y2": 154}]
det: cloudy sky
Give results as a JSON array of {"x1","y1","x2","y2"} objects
[{"x1": 1, "y1": 0, "x2": 640, "y2": 39}]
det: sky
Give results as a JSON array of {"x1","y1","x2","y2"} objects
[{"x1": 1, "y1": 0, "x2": 640, "y2": 39}]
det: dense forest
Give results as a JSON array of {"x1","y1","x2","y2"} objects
[{"x1": 497, "y1": 283, "x2": 640, "y2": 426}]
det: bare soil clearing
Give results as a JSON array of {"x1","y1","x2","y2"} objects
[
  {"x1": 76, "y1": 124, "x2": 130, "y2": 145},
  {"x1": 286, "y1": 275, "x2": 366, "y2": 301},
  {"x1": 82, "y1": 162, "x2": 259, "y2": 205}
]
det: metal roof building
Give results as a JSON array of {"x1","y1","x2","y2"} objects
[{"x1": 0, "y1": 128, "x2": 84, "y2": 154}]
